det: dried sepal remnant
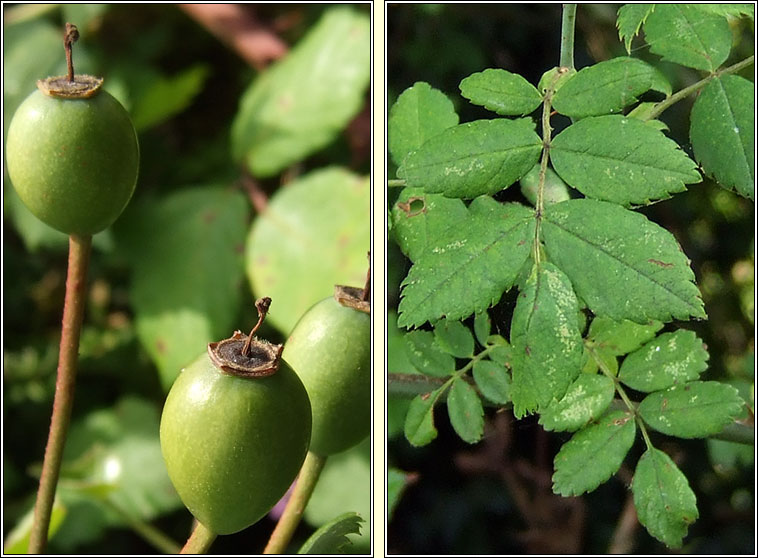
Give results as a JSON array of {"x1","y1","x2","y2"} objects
[
  {"x1": 335, "y1": 285, "x2": 370, "y2": 314},
  {"x1": 208, "y1": 331, "x2": 283, "y2": 378},
  {"x1": 37, "y1": 75, "x2": 104, "y2": 99}
]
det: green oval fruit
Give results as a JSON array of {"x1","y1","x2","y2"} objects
[
  {"x1": 159, "y1": 351, "x2": 311, "y2": 535},
  {"x1": 283, "y1": 295, "x2": 370, "y2": 456},
  {"x1": 5, "y1": 88, "x2": 139, "y2": 235}
]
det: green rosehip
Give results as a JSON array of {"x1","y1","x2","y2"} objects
[{"x1": 6, "y1": 77, "x2": 139, "y2": 235}]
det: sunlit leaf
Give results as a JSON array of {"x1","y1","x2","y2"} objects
[
  {"x1": 389, "y1": 82, "x2": 459, "y2": 166},
  {"x1": 551, "y1": 115, "x2": 701, "y2": 206},
  {"x1": 459, "y1": 68, "x2": 542, "y2": 116},
  {"x1": 643, "y1": 4, "x2": 732, "y2": 72},
  {"x1": 231, "y1": 7, "x2": 369, "y2": 177},
  {"x1": 690, "y1": 75, "x2": 754, "y2": 199},
  {"x1": 542, "y1": 199, "x2": 706, "y2": 323},
  {"x1": 398, "y1": 198, "x2": 534, "y2": 327},
  {"x1": 510, "y1": 263, "x2": 583, "y2": 417},
  {"x1": 397, "y1": 119, "x2": 542, "y2": 198},
  {"x1": 552, "y1": 57, "x2": 659, "y2": 119},
  {"x1": 246, "y1": 168, "x2": 369, "y2": 334},
  {"x1": 3, "y1": 500, "x2": 66, "y2": 554}
]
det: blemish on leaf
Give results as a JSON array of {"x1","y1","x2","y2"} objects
[
  {"x1": 397, "y1": 196, "x2": 426, "y2": 217},
  {"x1": 648, "y1": 258, "x2": 674, "y2": 268}
]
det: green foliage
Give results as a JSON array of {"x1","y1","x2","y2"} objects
[
  {"x1": 510, "y1": 262, "x2": 583, "y2": 417},
  {"x1": 297, "y1": 512, "x2": 364, "y2": 554},
  {"x1": 117, "y1": 187, "x2": 248, "y2": 389},
  {"x1": 690, "y1": 75, "x2": 755, "y2": 199},
  {"x1": 388, "y1": 3, "x2": 752, "y2": 551},
  {"x1": 637, "y1": 381, "x2": 744, "y2": 438},
  {"x1": 397, "y1": 198, "x2": 535, "y2": 327},
  {"x1": 538, "y1": 374, "x2": 615, "y2": 432},
  {"x1": 552, "y1": 410, "x2": 636, "y2": 496},
  {"x1": 447, "y1": 377, "x2": 484, "y2": 443},
  {"x1": 304, "y1": 441, "x2": 370, "y2": 552},
  {"x1": 542, "y1": 199, "x2": 705, "y2": 322},
  {"x1": 617, "y1": 330, "x2": 709, "y2": 392},
  {"x1": 643, "y1": 5, "x2": 732, "y2": 72},
  {"x1": 398, "y1": 118, "x2": 542, "y2": 198},
  {"x1": 552, "y1": 57, "x2": 664, "y2": 118},
  {"x1": 389, "y1": 81, "x2": 459, "y2": 166},
  {"x1": 3, "y1": 500, "x2": 66, "y2": 554},
  {"x1": 632, "y1": 448, "x2": 699, "y2": 548},
  {"x1": 459, "y1": 68, "x2": 542, "y2": 116},
  {"x1": 550, "y1": 115, "x2": 701, "y2": 205}
]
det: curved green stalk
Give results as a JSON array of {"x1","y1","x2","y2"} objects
[
  {"x1": 263, "y1": 451, "x2": 327, "y2": 554},
  {"x1": 560, "y1": 4, "x2": 577, "y2": 70},
  {"x1": 101, "y1": 498, "x2": 181, "y2": 554},
  {"x1": 646, "y1": 55, "x2": 754, "y2": 121},
  {"x1": 181, "y1": 521, "x2": 217, "y2": 554}
]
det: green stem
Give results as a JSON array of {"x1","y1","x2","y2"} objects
[
  {"x1": 533, "y1": 69, "x2": 563, "y2": 265},
  {"x1": 181, "y1": 522, "x2": 217, "y2": 554},
  {"x1": 101, "y1": 499, "x2": 181, "y2": 554},
  {"x1": 263, "y1": 451, "x2": 327, "y2": 554},
  {"x1": 387, "y1": 372, "x2": 448, "y2": 398},
  {"x1": 560, "y1": 4, "x2": 577, "y2": 70},
  {"x1": 29, "y1": 234, "x2": 92, "y2": 553},
  {"x1": 646, "y1": 55, "x2": 755, "y2": 121},
  {"x1": 388, "y1": 179, "x2": 406, "y2": 188},
  {"x1": 389, "y1": 343, "x2": 511, "y2": 410}
]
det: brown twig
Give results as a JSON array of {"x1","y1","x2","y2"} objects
[
  {"x1": 178, "y1": 4, "x2": 288, "y2": 70},
  {"x1": 241, "y1": 172, "x2": 269, "y2": 214}
]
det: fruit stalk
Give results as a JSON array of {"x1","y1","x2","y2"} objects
[
  {"x1": 263, "y1": 451, "x2": 327, "y2": 554},
  {"x1": 29, "y1": 234, "x2": 92, "y2": 553},
  {"x1": 180, "y1": 521, "x2": 218, "y2": 554},
  {"x1": 64, "y1": 22, "x2": 79, "y2": 82}
]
